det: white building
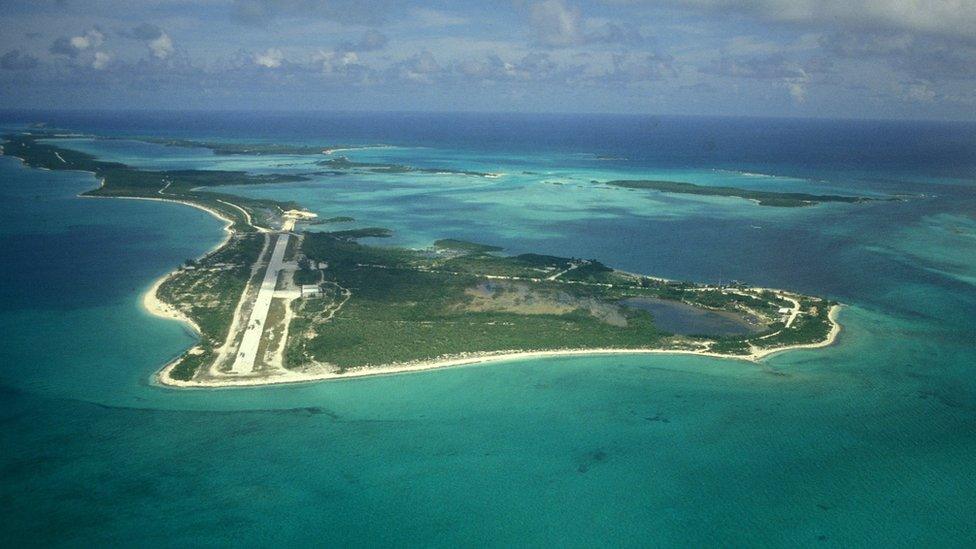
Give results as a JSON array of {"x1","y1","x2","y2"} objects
[{"x1": 301, "y1": 284, "x2": 322, "y2": 298}]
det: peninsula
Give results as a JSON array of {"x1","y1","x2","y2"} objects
[{"x1": 3, "y1": 132, "x2": 842, "y2": 388}]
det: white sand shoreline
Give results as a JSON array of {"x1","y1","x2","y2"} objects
[
  {"x1": 82, "y1": 191, "x2": 237, "y2": 337},
  {"x1": 154, "y1": 305, "x2": 843, "y2": 389},
  {"x1": 6, "y1": 156, "x2": 238, "y2": 338},
  {"x1": 7, "y1": 151, "x2": 844, "y2": 390}
]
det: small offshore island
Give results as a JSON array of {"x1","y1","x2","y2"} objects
[{"x1": 3, "y1": 132, "x2": 843, "y2": 388}]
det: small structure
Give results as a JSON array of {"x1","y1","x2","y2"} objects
[
  {"x1": 777, "y1": 307, "x2": 792, "y2": 324},
  {"x1": 283, "y1": 209, "x2": 318, "y2": 220},
  {"x1": 301, "y1": 284, "x2": 323, "y2": 298}
]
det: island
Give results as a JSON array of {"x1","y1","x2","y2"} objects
[
  {"x1": 600, "y1": 179, "x2": 874, "y2": 207},
  {"x1": 2, "y1": 132, "x2": 843, "y2": 388}
]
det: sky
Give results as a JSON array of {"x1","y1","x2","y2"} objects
[{"x1": 0, "y1": 0, "x2": 974, "y2": 120}]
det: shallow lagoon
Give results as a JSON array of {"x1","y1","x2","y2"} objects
[{"x1": 620, "y1": 296, "x2": 762, "y2": 336}]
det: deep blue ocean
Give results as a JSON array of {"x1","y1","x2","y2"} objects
[{"x1": 1, "y1": 111, "x2": 975, "y2": 546}]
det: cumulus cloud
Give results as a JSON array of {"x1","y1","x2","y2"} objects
[
  {"x1": 314, "y1": 49, "x2": 372, "y2": 82},
  {"x1": 456, "y1": 52, "x2": 560, "y2": 82},
  {"x1": 70, "y1": 29, "x2": 105, "y2": 50},
  {"x1": 92, "y1": 51, "x2": 111, "y2": 70},
  {"x1": 128, "y1": 23, "x2": 175, "y2": 59},
  {"x1": 703, "y1": 53, "x2": 823, "y2": 103},
  {"x1": 394, "y1": 51, "x2": 442, "y2": 82},
  {"x1": 1, "y1": 50, "x2": 39, "y2": 70},
  {"x1": 149, "y1": 33, "x2": 175, "y2": 59},
  {"x1": 787, "y1": 81, "x2": 807, "y2": 102},
  {"x1": 51, "y1": 28, "x2": 105, "y2": 58},
  {"x1": 604, "y1": 52, "x2": 677, "y2": 81},
  {"x1": 253, "y1": 48, "x2": 284, "y2": 68}
]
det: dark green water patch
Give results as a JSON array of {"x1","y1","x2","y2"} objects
[{"x1": 620, "y1": 297, "x2": 763, "y2": 336}]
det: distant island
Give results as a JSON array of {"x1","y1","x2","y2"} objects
[
  {"x1": 3, "y1": 132, "x2": 842, "y2": 388},
  {"x1": 136, "y1": 136, "x2": 504, "y2": 178},
  {"x1": 601, "y1": 179, "x2": 875, "y2": 207}
]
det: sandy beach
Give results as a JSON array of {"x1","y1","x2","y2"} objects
[
  {"x1": 79, "y1": 175, "x2": 845, "y2": 390},
  {"x1": 143, "y1": 274, "x2": 202, "y2": 336},
  {"x1": 87, "y1": 192, "x2": 237, "y2": 338},
  {"x1": 155, "y1": 305, "x2": 843, "y2": 388}
]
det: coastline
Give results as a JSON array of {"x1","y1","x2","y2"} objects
[
  {"x1": 84, "y1": 192, "x2": 237, "y2": 336},
  {"x1": 5, "y1": 154, "x2": 237, "y2": 339},
  {"x1": 4, "y1": 146, "x2": 845, "y2": 390},
  {"x1": 154, "y1": 304, "x2": 843, "y2": 389}
]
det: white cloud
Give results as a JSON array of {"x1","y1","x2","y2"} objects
[
  {"x1": 149, "y1": 33, "x2": 174, "y2": 59},
  {"x1": 316, "y1": 49, "x2": 361, "y2": 73},
  {"x1": 92, "y1": 51, "x2": 111, "y2": 70},
  {"x1": 253, "y1": 47, "x2": 283, "y2": 68},
  {"x1": 70, "y1": 29, "x2": 105, "y2": 51},
  {"x1": 395, "y1": 51, "x2": 442, "y2": 82},
  {"x1": 787, "y1": 80, "x2": 807, "y2": 102}
]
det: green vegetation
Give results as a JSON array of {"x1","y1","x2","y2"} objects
[
  {"x1": 137, "y1": 137, "x2": 351, "y2": 156},
  {"x1": 157, "y1": 234, "x2": 264, "y2": 342},
  {"x1": 292, "y1": 231, "x2": 836, "y2": 370},
  {"x1": 2, "y1": 131, "x2": 839, "y2": 382},
  {"x1": 319, "y1": 155, "x2": 497, "y2": 177},
  {"x1": 295, "y1": 233, "x2": 666, "y2": 369},
  {"x1": 154, "y1": 233, "x2": 266, "y2": 380},
  {"x1": 433, "y1": 239, "x2": 504, "y2": 253},
  {"x1": 326, "y1": 227, "x2": 394, "y2": 240},
  {"x1": 3, "y1": 134, "x2": 304, "y2": 232},
  {"x1": 168, "y1": 349, "x2": 215, "y2": 381},
  {"x1": 602, "y1": 179, "x2": 873, "y2": 207},
  {"x1": 293, "y1": 257, "x2": 322, "y2": 286}
]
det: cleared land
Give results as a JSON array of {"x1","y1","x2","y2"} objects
[{"x1": 230, "y1": 232, "x2": 291, "y2": 374}]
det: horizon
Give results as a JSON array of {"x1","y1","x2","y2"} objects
[{"x1": 3, "y1": 107, "x2": 976, "y2": 126}]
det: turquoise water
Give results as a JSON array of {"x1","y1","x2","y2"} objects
[{"x1": 2, "y1": 113, "x2": 976, "y2": 546}]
